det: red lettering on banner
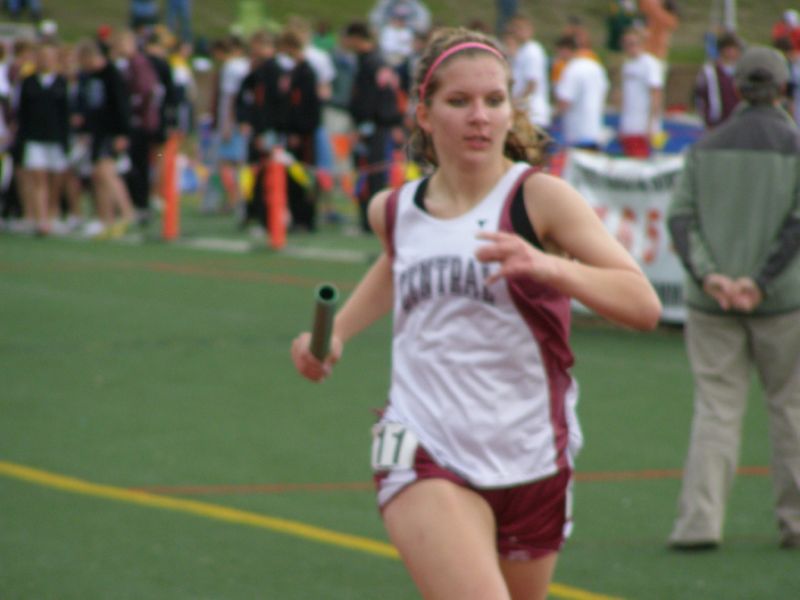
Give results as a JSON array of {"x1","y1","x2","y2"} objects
[
  {"x1": 616, "y1": 207, "x2": 637, "y2": 252},
  {"x1": 643, "y1": 208, "x2": 662, "y2": 264}
]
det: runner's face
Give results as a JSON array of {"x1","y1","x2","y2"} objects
[{"x1": 418, "y1": 54, "x2": 512, "y2": 166}]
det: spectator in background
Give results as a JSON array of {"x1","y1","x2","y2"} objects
[
  {"x1": 554, "y1": 35, "x2": 609, "y2": 150},
  {"x1": 379, "y1": 6, "x2": 415, "y2": 68},
  {"x1": 235, "y1": 29, "x2": 276, "y2": 231},
  {"x1": 694, "y1": 32, "x2": 742, "y2": 129},
  {"x1": 285, "y1": 16, "x2": 335, "y2": 105},
  {"x1": 638, "y1": 0, "x2": 678, "y2": 75},
  {"x1": 777, "y1": 37, "x2": 800, "y2": 122},
  {"x1": 143, "y1": 28, "x2": 179, "y2": 210},
  {"x1": 637, "y1": 0, "x2": 678, "y2": 135},
  {"x1": 215, "y1": 35, "x2": 250, "y2": 213},
  {"x1": 504, "y1": 14, "x2": 551, "y2": 130},
  {"x1": 75, "y1": 39, "x2": 136, "y2": 238},
  {"x1": 312, "y1": 20, "x2": 337, "y2": 54},
  {"x1": 286, "y1": 15, "x2": 339, "y2": 224},
  {"x1": 607, "y1": 0, "x2": 640, "y2": 53},
  {"x1": 16, "y1": 41, "x2": 69, "y2": 236},
  {"x1": 550, "y1": 15, "x2": 601, "y2": 85},
  {"x1": 495, "y1": 0, "x2": 518, "y2": 35},
  {"x1": 113, "y1": 29, "x2": 160, "y2": 224},
  {"x1": 6, "y1": 0, "x2": 41, "y2": 21},
  {"x1": 772, "y1": 10, "x2": 800, "y2": 52},
  {"x1": 129, "y1": 0, "x2": 159, "y2": 31},
  {"x1": 95, "y1": 24, "x2": 114, "y2": 58},
  {"x1": 342, "y1": 20, "x2": 403, "y2": 233},
  {"x1": 262, "y1": 27, "x2": 321, "y2": 232},
  {"x1": 60, "y1": 42, "x2": 89, "y2": 232},
  {"x1": 667, "y1": 46, "x2": 800, "y2": 552},
  {"x1": 166, "y1": 0, "x2": 192, "y2": 42},
  {"x1": 329, "y1": 29, "x2": 357, "y2": 112},
  {"x1": 198, "y1": 37, "x2": 229, "y2": 213},
  {"x1": 369, "y1": 0, "x2": 431, "y2": 35},
  {"x1": 618, "y1": 27, "x2": 664, "y2": 157},
  {"x1": 169, "y1": 38, "x2": 197, "y2": 136},
  {"x1": 0, "y1": 44, "x2": 13, "y2": 225},
  {"x1": 4, "y1": 39, "x2": 36, "y2": 231}
]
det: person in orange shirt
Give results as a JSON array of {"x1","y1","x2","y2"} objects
[{"x1": 638, "y1": 0, "x2": 679, "y2": 66}]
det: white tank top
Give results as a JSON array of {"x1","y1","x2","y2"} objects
[{"x1": 383, "y1": 162, "x2": 582, "y2": 488}]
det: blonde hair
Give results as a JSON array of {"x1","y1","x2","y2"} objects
[{"x1": 410, "y1": 27, "x2": 551, "y2": 167}]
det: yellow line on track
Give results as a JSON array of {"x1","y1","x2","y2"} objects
[{"x1": 0, "y1": 460, "x2": 622, "y2": 600}]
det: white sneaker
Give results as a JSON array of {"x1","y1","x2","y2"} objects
[
  {"x1": 64, "y1": 215, "x2": 84, "y2": 232},
  {"x1": 49, "y1": 219, "x2": 71, "y2": 236},
  {"x1": 82, "y1": 220, "x2": 106, "y2": 238},
  {"x1": 7, "y1": 219, "x2": 35, "y2": 234}
]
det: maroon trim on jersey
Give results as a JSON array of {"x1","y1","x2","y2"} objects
[
  {"x1": 500, "y1": 167, "x2": 574, "y2": 472},
  {"x1": 384, "y1": 187, "x2": 401, "y2": 258}
]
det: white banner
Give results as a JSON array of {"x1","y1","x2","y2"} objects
[{"x1": 561, "y1": 150, "x2": 687, "y2": 323}]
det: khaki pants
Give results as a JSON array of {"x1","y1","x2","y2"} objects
[{"x1": 670, "y1": 308, "x2": 800, "y2": 544}]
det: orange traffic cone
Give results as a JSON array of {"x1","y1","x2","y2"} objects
[
  {"x1": 161, "y1": 133, "x2": 180, "y2": 241},
  {"x1": 264, "y1": 156, "x2": 287, "y2": 250}
]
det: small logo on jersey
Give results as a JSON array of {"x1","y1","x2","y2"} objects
[{"x1": 477, "y1": 219, "x2": 487, "y2": 228}]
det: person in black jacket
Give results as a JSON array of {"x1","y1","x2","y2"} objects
[
  {"x1": 258, "y1": 27, "x2": 321, "y2": 232},
  {"x1": 143, "y1": 29, "x2": 179, "y2": 221},
  {"x1": 342, "y1": 20, "x2": 403, "y2": 233},
  {"x1": 235, "y1": 30, "x2": 275, "y2": 230},
  {"x1": 75, "y1": 39, "x2": 136, "y2": 236},
  {"x1": 16, "y1": 41, "x2": 70, "y2": 236}
]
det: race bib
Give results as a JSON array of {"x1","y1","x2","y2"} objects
[{"x1": 370, "y1": 423, "x2": 419, "y2": 471}]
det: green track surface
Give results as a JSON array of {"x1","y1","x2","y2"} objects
[{"x1": 1, "y1": 216, "x2": 797, "y2": 599}]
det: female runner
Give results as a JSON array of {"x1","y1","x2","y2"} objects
[{"x1": 292, "y1": 27, "x2": 661, "y2": 600}]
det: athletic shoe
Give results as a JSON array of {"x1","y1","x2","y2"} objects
[
  {"x1": 48, "y1": 219, "x2": 71, "y2": 236},
  {"x1": 107, "y1": 219, "x2": 132, "y2": 239},
  {"x1": 781, "y1": 533, "x2": 800, "y2": 549},
  {"x1": 82, "y1": 220, "x2": 107, "y2": 239},
  {"x1": 64, "y1": 215, "x2": 85, "y2": 232},
  {"x1": 7, "y1": 219, "x2": 35, "y2": 235}
]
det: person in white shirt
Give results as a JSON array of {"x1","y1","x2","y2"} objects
[
  {"x1": 292, "y1": 27, "x2": 660, "y2": 600},
  {"x1": 369, "y1": 0, "x2": 431, "y2": 35},
  {"x1": 379, "y1": 12, "x2": 415, "y2": 67},
  {"x1": 618, "y1": 28, "x2": 664, "y2": 157},
  {"x1": 505, "y1": 14, "x2": 551, "y2": 128},
  {"x1": 554, "y1": 35, "x2": 609, "y2": 150}
]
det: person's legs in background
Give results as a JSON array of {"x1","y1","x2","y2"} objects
[
  {"x1": 669, "y1": 309, "x2": 751, "y2": 547},
  {"x1": 750, "y1": 310, "x2": 800, "y2": 548}
]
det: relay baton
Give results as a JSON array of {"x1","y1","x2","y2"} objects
[{"x1": 309, "y1": 283, "x2": 339, "y2": 361}]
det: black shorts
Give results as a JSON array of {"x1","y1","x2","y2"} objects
[{"x1": 91, "y1": 136, "x2": 118, "y2": 163}]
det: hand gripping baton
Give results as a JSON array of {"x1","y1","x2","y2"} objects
[{"x1": 309, "y1": 283, "x2": 339, "y2": 361}]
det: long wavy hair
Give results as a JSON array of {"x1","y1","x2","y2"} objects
[{"x1": 408, "y1": 27, "x2": 552, "y2": 168}]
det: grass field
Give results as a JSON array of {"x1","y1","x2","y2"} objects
[{"x1": 1, "y1": 203, "x2": 798, "y2": 599}]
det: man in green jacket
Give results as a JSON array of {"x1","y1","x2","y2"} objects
[{"x1": 667, "y1": 46, "x2": 800, "y2": 551}]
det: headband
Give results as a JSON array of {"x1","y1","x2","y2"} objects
[{"x1": 418, "y1": 42, "x2": 506, "y2": 103}]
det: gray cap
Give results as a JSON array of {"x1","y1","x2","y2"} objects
[{"x1": 734, "y1": 46, "x2": 789, "y2": 93}]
